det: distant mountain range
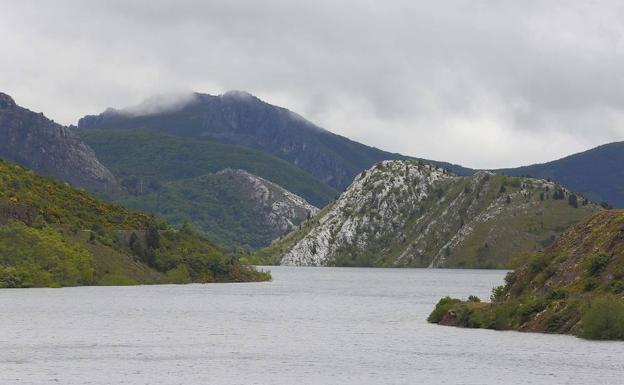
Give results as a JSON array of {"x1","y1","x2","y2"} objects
[
  {"x1": 2, "y1": 89, "x2": 623, "y2": 257},
  {"x1": 499, "y1": 142, "x2": 624, "y2": 208},
  {"x1": 78, "y1": 91, "x2": 473, "y2": 190}
]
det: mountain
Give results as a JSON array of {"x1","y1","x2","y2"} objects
[
  {"x1": 78, "y1": 128, "x2": 336, "y2": 207},
  {"x1": 78, "y1": 129, "x2": 329, "y2": 249},
  {"x1": 0, "y1": 159, "x2": 270, "y2": 288},
  {"x1": 0, "y1": 92, "x2": 117, "y2": 192},
  {"x1": 499, "y1": 142, "x2": 624, "y2": 208},
  {"x1": 428, "y1": 209, "x2": 624, "y2": 340},
  {"x1": 258, "y1": 159, "x2": 601, "y2": 268},
  {"x1": 78, "y1": 91, "x2": 473, "y2": 191},
  {"x1": 115, "y1": 168, "x2": 318, "y2": 250}
]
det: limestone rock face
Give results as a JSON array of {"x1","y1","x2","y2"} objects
[
  {"x1": 274, "y1": 160, "x2": 600, "y2": 268},
  {"x1": 216, "y1": 168, "x2": 318, "y2": 237},
  {"x1": 0, "y1": 92, "x2": 117, "y2": 192}
]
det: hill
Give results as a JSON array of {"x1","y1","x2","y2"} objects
[
  {"x1": 0, "y1": 159, "x2": 270, "y2": 288},
  {"x1": 499, "y1": 142, "x2": 624, "y2": 208},
  {"x1": 78, "y1": 128, "x2": 336, "y2": 207},
  {"x1": 258, "y1": 160, "x2": 600, "y2": 268},
  {"x1": 78, "y1": 91, "x2": 473, "y2": 191},
  {"x1": 115, "y1": 168, "x2": 318, "y2": 250},
  {"x1": 0, "y1": 92, "x2": 116, "y2": 192},
  {"x1": 428, "y1": 210, "x2": 624, "y2": 340}
]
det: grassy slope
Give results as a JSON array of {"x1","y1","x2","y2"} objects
[
  {"x1": 78, "y1": 128, "x2": 337, "y2": 207},
  {"x1": 0, "y1": 160, "x2": 270, "y2": 288},
  {"x1": 428, "y1": 210, "x2": 624, "y2": 340}
]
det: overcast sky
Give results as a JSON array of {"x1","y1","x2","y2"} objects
[{"x1": 2, "y1": 0, "x2": 624, "y2": 168}]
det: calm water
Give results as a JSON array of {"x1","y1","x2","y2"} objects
[{"x1": 1, "y1": 267, "x2": 623, "y2": 384}]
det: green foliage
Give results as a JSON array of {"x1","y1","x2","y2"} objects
[
  {"x1": 116, "y1": 173, "x2": 280, "y2": 250},
  {"x1": 0, "y1": 159, "x2": 271, "y2": 287},
  {"x1": 427, "y1": 297, "x2": 462, "y2": 323},
  {"x1": 586, "y1": 254, "x2": 610, "y2": 277},
  {"x1": 581, "y1": 295, "x2": 624, "y2": 340},
  {"x1": 79, "y1": 128, "x2": 336, "y2": 207},
  {"x1": 99, "y1": 274, "x2": 138, "y2": 286},
  {"x1": 0, "y1": 159, "x2": 155, "y2": 231},
  {"x1": 0, "y1": 222, "x2": 95, "y2": 288},
  {"x1": 165, "y1": 264, "x2": 192, "y2": 284},
  {"x1": 429, "y1": 210, "x2": 624, "y2": 340},
  {"x1": 490, "y1": 285, "x2": 506, "y2": 303}
]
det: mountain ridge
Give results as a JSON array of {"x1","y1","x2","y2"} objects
[
  {"x1": 499, "y1": 141, "x2": 624, "y2": 208},
  {"x1": 77, "y1": 91, "x2": 474, "y2": 190},
  {"x1": 260, "y1": 159, "x2": 601, "y2": 268},
  {"x1": 0, "y1": 92, "x2": 117, "y2": 192}
]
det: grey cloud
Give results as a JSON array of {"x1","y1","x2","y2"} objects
[{"x1": 1, "y1": 0, "x2": 624, "y2": 168}]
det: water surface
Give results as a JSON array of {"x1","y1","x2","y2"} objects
[{"x1": 1, "y1": 267, "x2": 623, "y2": 384}]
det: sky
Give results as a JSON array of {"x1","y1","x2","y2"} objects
[{"x1": 2, "y1": 0, "x2": 624, "y2": 169}]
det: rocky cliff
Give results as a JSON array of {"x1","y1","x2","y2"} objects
[
  {"x1": 0, "y1": 92, "x2": 116, "y2": 191},
  {"x1": 262, "y1": 159, "x2": 600, "y2": 268}
]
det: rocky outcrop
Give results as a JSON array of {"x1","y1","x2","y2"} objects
[
  {"x1": 0, "y1": 92, "x2": 117, "y2": 192},
  {"x1": 268, "y1": 159, "x2": 600, "y2": 268},
  {"x1": 216, "y1": 168, "x2": 318, "y2": 236}
]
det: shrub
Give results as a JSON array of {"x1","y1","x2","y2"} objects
[
  {"x1": 166, "y1": 264, "x2": 192, "y2": 284},
  {"x1": 468, "y1": 295, "x2": 481, "y2": 303},
  {"x1": 607, "y1": 279, "x2": 624, "y2": 294},
  {"x1": 547, "y1": 288, "x2": 568, "y2": 300},
  {"x1": 529, "y1": 253, "x2": 549, "y2": 274},
  {"x1": 580, "y1": 296, "x2": 624, "y2": 340},
  {"x1": 583, "y1": 278, "x2": 598, "y2": 292},
  {"x1": 586, "y1": 254, "x2": 610, "y2": 277},
  {"x1": 491, "y1": 285, "x2": 507, "y2": 303},
  {"x1": 428, "y1": 297, "x2": 462, "y2": 323}
]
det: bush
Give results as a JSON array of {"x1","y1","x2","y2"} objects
[
  {"x1": 166, "y1": 264, "x2": 192, "y2": 284},
  {"x1": 428, "y1": 297, "x2": 462, "y2": 323},
  {"x1": 581, "y1": 296, "x2": 624, "y2": 340},
  {"x1": 586, "y1": 254, "x2": 610, "y2": 277},
  {"x1": 491, "y1": 285, "x2": 506, "y2": 303},
  {"x1": 547, "y1": 288, "x2": 568, "y2": 300}
]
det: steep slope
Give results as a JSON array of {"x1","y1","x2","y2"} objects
[
  {"x1": 117, "y1": 168, "x2": 318, "y2": 250},
  {"x1": 0, "y1": 92, "x2": 116, "y2": 192},
  {"x1": 261, "y1": 160, "x2": 600, "y2": 268},
  {"x1": 0, "y1": 159, "x2": 270, "y2": 288},
  {"x1": 78, "y1": 128, "x2": 336, "y2": 207},
  {"x1": 499, "y1": 142, "x2": 624, "y2": 208},
  {"x1": 78, "y1": 91, "x2": 473, "y2": 190},
  {"x1": 428, "y1": 210, "x2": 624, "y2": 340}
]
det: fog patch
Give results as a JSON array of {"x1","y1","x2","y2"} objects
[{"x1": 117, "y1": 92, "x2": 198, "y2": 117}]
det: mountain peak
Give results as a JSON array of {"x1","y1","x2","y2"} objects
[
  {"x1": 220, "y1": 90, "x2": 255, "y2": 99},
  {"x1": 0, "y1": 93, "x2": 16, "y2": 109}
]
